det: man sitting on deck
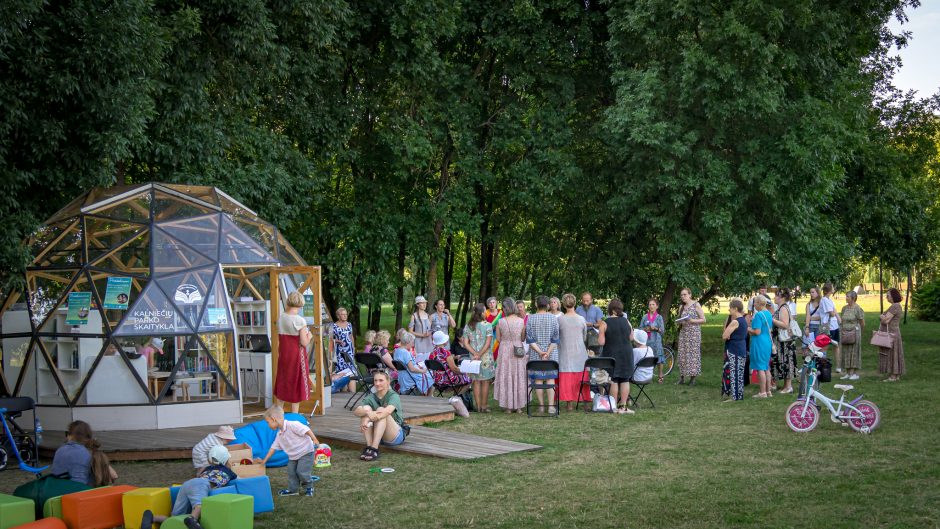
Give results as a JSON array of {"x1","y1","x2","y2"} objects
[{"x1": 354, "y1": 370, "x2": 408, "y2": 461}]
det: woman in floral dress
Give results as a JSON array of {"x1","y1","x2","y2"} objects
[
  {"x1": 879, "y1": 288, "x2": 906, "y2": 382},
  {"x1": 771, "y1": 289, "x2": 797, "y2": 394},
  {"x1": 462, "y1": 303, "x2": 494, "y2": 412},
  {"x1": 840, "y1": 291, "x2": 865, "y2": 380},
  {"x1": 331, "y1": 307, "x2": 355, "y2": 392},
  {"x1": 676, "y1": 288, "x2": 706, "y2": 386}
]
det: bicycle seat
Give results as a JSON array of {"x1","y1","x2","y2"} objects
[{"x1": 833, "y1": 384, "x2": 854, "y2": 391}]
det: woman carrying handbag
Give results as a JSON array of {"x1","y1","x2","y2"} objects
[
  {"x1": 875, "y1": 288, "x2": 905, "y2": 382},
  {"x1": 839, "y1": 291, "x2": 865, "y2": 380}
]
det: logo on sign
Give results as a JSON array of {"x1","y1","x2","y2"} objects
[{"x1": 174, "y1": 284, "x2": 203, "y2": 304}]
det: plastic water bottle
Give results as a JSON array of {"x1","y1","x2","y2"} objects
[{"x1": 34, "y1": 418, "x2": 43, "y2": 446}]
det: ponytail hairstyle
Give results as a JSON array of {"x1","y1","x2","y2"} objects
[
  {"x1": 469, "y1": 303, "x2": 486, "y2": 330},
  {"x1": 67, "y1": 421, "x2": 114, "y2": 487}
]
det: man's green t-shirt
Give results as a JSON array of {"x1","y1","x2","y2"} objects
[{"x1": 362, "y1": 390, "x2": 404, "y2": 426}]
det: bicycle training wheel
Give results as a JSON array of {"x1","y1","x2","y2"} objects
[
  {"x1": 17, "y1": 437, "x2": 37, "y2": 465},
  {"x1": 786, "y1": 400, "x2": 819, "y2": 433},
  {"x1": 0, "y1": 445, "x2": 8, "y2": 471},
  {"x1": 846, "y1": 400, "x2": 881, "y2": 433},
  {"x1": 660, "y1": 345, "x2": 676, "y2": 377}
]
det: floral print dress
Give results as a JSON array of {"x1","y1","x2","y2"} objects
[
  {"x1": 331, "y1": 322, "x2": 355, "y2": 373},
  {"x1": 462, "y1": 321, "x2": 494, "y2": 381},
  {"x1": 677, "y1": 303, "x2": 702, "y2": 377}
]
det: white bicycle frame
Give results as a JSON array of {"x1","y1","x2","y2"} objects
[{"x1": 795, "y1": 362, "x2": 866, "y2": 422}]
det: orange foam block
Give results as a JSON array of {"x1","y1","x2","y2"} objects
[
  {"x1": 61, "y1": 485, "x2": 137, "y2": 529},
  {"x1": 9, "y1": 519, "x2": 67, "y2": 529}
]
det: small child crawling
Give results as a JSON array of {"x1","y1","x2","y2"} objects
[{"x1": 141, "y1": 445, "x2": 236, "y2": 529}]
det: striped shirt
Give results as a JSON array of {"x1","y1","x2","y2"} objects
[{"x1": 192, "y1": 434, "x2": 224, "y2": 469}]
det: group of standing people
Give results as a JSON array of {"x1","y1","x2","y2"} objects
[{"x1": 720, "y1": 283, "x2": 907, "y2": 402}]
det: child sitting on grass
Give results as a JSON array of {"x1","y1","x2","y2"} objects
[
  {"x1": 191, "y1": 425, "x2": 236, "y2": 474},
  {"x1": 141, "y1": 445, "x2": 236, "y2": 529},
  {"x1": 255, "y1": 405, "x2": 320, "y2": 497}
]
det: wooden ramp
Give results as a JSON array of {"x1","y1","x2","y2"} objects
[{"x1": 39, "y1": 396, "x2": 540, "y2": 461}]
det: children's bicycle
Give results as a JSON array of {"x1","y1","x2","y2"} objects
[
  {"x1": 785, "y1": 351, "x2": 881, "y2": 434},
  {"x1": 0, "y1": 397, "x2": 48, "y2": 474}
]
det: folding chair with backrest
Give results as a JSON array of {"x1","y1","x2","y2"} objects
[
  {"x1": 341, "y1": 350, "x2": 373, "y2": 409},
  {"x1": 424, "y1": 358, "x2": 467, "y2": 397},
  {"x1": 629, "y1": 356, "x2": 659, "y2": 409},
  {"x1": 576, "y1": 357, "x2": 616, "y2": 412},
  {"x1": 391, "y1": 360, "x2": 422, "y2": 396},
  {"x1": 526, "y1": 360, "x2": 560, "y2": 418},
  {"x1": 344, "y1": 353, "x2": 383, "y2": 409}
]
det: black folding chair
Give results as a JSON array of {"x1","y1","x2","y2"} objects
[
  {"x1": 392, "y1": 360, "x2": 422, "y2": 396},
  {"x1": 424, "y1": 358, "x2": 469, "y2": 397},
  {"x1": 526, "y1": 360, "x2": 560, "y2": 418},
  {"x1": 340, "y1": 350, "x2": 372, "y2": 409},
  {"x1": 344, "y1": 353, "x2": 383, "y2": 409},
  {"x1": 629, "y1": 356, "x2": 659, "y2": 409},
  {"x1": 576, "y1": 357, "x2": 616, "y2": 412}
]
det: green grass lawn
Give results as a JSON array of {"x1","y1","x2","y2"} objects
[{"x1": 3, "y1": 295, "x2": 937, "y2": 528}]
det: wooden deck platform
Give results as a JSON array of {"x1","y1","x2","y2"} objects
[{"x1": 39, "y1": 396, "x2": 540, "y2": 461}]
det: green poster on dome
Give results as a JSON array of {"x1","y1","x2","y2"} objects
[
  {"x1": 103, "y1": 276, "x2": 132, "y2": 310},
  {"x1": 65, "y1": 292, "x2": 92, "y2": 325},
  {"x1": 303, "y1": 294, "x2": 315, "y2": 318}
]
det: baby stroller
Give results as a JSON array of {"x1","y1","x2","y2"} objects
[{"x1": 0, "y1": 396, "x2": 46, "y2": 473}]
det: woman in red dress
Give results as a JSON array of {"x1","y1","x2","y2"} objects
[{"x1": 274, "y1": 291, "x2": 312, "y2": 413}]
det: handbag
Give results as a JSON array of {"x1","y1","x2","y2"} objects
[
  {"x1": 777, "y1": 306, "x2": 802, "y2": 342},
  {"x1": 841, "y1": 327, "x2": 857, "y2": 345},
  {"x1": 513, "y1": 321, "x2": 527, "y2": 357},
  {"x1": 592, "y1": 394, "x2": 615, "y2": 412},
  {"x1": 870, "y1": 323, "x2": 894, "y2": 349}
]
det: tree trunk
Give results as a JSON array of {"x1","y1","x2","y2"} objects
[
  {"x1": 395, "y1": 235, "x2": 406, "y2": 330},
  {"x1": 879, "y1": 259, "x2": 884, "y2": 314},
  {"x1": 458, "y1": 236, "x2": 474, "y2": 328},
  {"x1": 426, "y1": 220, "x2": 444, "y2": 302},
  {"x1": 368, "y1": 302, "x2": 382, "y2": 331},
  {"x1": 350, "y1": 262, "x2": 362, "y2": 333},
  {"x1": 660, "y1": 277, "x2": 678, "y2": 325},
  {"x1": 491, "y1": 239, "x2": 500, "y2": 299},
  {"x1": 443, "y1": 235, "x2": 454, "y2": 308},
  {"x1": 904, "y1": 268, "x2": 912, "y2": 324}
]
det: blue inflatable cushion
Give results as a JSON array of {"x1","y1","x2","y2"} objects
[{"x1": 229, "y1": 413, "x2": 309, "y2": 468}]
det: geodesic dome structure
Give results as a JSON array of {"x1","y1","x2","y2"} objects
[{"x1": 0, "y1": 183, "x2": 305, "y2": 412}]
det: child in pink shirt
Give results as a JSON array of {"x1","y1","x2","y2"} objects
[{"x1": 256, "y1": 406, "x2": 320, "y2": 497}]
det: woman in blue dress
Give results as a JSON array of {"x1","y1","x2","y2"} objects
[
  {"x1": 331, "y1": 307, "x2": 356, "y2": 392},
  {"x1": 748, "y1": 296, "x2": 774, "y2": 398},
  {"x1": 721, "y1": 299, "x2": 748, "y2": 401},
  {"x1": 640, "y1": 298, "x2": 666, "y2": 383}
]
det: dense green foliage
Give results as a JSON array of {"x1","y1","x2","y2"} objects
[
  {"x1": 2, "y1": 0, "x2": 938, "y2": 325},
  {"x1": 912, "y1": 278, "x2": 940, "y2": 321}
]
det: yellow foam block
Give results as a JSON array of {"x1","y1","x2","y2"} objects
[{"x1": 121, "y1": 488, "x2": 171, "y2": 529}]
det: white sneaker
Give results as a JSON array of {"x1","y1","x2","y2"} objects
[
  {"x1": 849, "y1": 374, "x2": 859, "y2": 380},
  {"x1": 835, "y1": 368, "x2": 843, "y2": 373},
  {"x1": 840, "y1": 373, "x2": 850, "y2": 380}
]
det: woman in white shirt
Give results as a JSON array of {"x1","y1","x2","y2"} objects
[{"x1": 821, "y1": 283, "x2": 842, "y2": 373}]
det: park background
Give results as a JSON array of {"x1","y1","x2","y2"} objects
[{"x1": 2, "y1": 1, "x2": 940, "y2": 528}]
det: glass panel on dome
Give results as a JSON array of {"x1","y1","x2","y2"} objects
[
  {"x1": 232, "y1": 217, "x2": 277, "y2": 258},
  {"x1": 29, "y1": 218, "x2": 79, "y2": 262},
  {"x1": 114, "y1": 281, "x2": 193, "y2": 336},
  {"x1": 219, "y1": 216, "x2": 277, "y2": 265},
  {"x1": 153, "y1": 265, "x2": 216, "y2": 330},
  {"x1": 92, "y1": 190, "x2": 153, "y2": 223},
  {"x1": 47, "y1": 193, "x2": 90, "y2": 223},
  {"x1": 197, "y1": 272, "x2": 233, "y2": 332},
  {"x1": 78, "y1": 339, "x2": 150, "y2": 405},
  {"x1": 152, "y1": 191, "x2": 217, "y2": 223},
  {"x1": 158, "y1": 213, "x2": 221, "y2": 261},
  {"x1": 276, "y1": 232, "x2": 304, "y2": 266},
  {"x1": 157, "y1": 334, "x2": 234, "y2": 402},
  {"x1": 249, "y1": 269, "x2": 272, "y2": 299},
  {"x1": 89, "y1": 271, "x2": 144, "y2": 330},
  {"x1": 85, "y1": 216, "x2": 149, "y2": 265},
  {"x1": 0, "y1": 335, "x2": 30, "y2": 396},
  {"x1": 28, "y1": 342, "x2": 67, "y2": 405},
  {"x1": 216, "y1": 191, "x2": 256, "y2": 218},
  {"x1": 161, "y1": 184, "x2": 220, "y2": 206},
  {"x1": 84, "y1": 184, "x2": 152, "y2": 209},
  {"x1": 200, "y1": 332, "x2": 237, "y2": 399},
  {"x1": 38, "y1": 332, "x2": 103, "y2": 402},
  {"x1": 35, "y1": 272, "x2": 100, "y2": 336},
  {"x1": 32, "y1": 220, "x2": 83, "y2": 268},
  {"x1": 25, "y1": 270, "x2": 79, "y2": 328},
  {"x1": 95, "y1": 229, "x2": 150, "y2": 274},
  {"x1": 152, "y1": 228, "x2": 213, "y2": 273}
]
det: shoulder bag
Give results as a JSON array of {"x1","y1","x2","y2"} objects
[
  {"x1": 512, "y1": 318, "x2": 527, "y2": 358},
  {"x1": 870, "y1": 322, "x2": 894, "y2": 349},
  {"x1": 778, "y1": 306, "x2": 802, "y2": 342},
  {"x1": 841, "y1": 309, "x2": 858, "y2": 345}
]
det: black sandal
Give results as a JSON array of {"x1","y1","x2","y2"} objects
[
  {"x1": 362, "y1": 447, "x2": 380, "y2": 461},
  {"x1": 359, "y1": 447, "x2": 371, "y2": 461}
]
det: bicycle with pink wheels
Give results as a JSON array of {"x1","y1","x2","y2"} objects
[{"x1": 785, "y1": 348, "x2": 881, "y2": 434}]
